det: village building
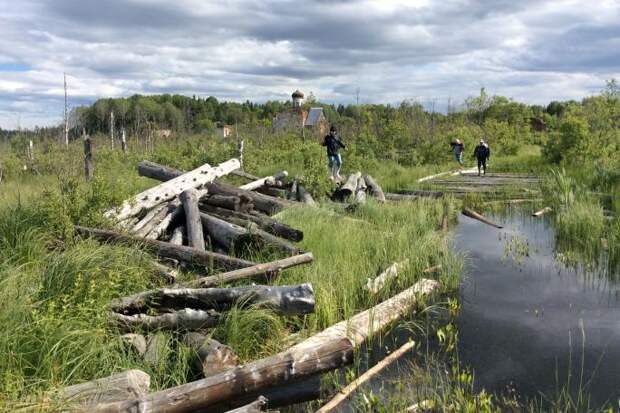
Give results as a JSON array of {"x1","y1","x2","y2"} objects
[
  {"x1": 273, "y1": 90, "x2": 328, "y2": 137},
  {"x1": 216, "y1": 123, "x2": 234, "y2": 138}
]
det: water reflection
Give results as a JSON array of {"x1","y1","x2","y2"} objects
[{"x1": 455, "y1": 210, "x2": 620, "y2": 407}]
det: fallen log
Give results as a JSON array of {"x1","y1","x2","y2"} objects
[
  {"x1": 121, "y1": 334, "x2": 147, "y2": 356},
  {"x1": 384, "y1": 193, "x2": 420, "y2": 202},
  {"x1": 239, "y1": 171, "x2": 288, "y2": 191},
  {"x1": 138, "y1": 160, "x2": 183, "y2": 182},
  {"x1": 207, "y1": 181, "x2": 293, "y2": 215},
  {"x1": 297, "y1": 185, "x2": 316, "y2": 206},
  {"x1": 201, "y1": 213, "x2": 301, "y2": 256},
  {"x1": 87, "y1": 279, "x2": 437, "y2": 413},
  {"x1": 394, "y1": 189, "x2": 444, "y2": 199},
  {"x1": 180, "y1": 189, "x2": 206, "y2": 251},
  {"x1": 363, "y1": 174, "x2": 386, "y2": 203},
  {"x1": 169, "y1": 226, "x2": 185, "y2": 246},
  {"x1": 151, "y1": 260, "x2": 178, "y2": 283},
  {"x1": 224, "y1": 396, "x2": 269, "y2": 413},
  {"x1": 354, "y1": 176, "x2": 367, "y2": 204},
  {"x1": 231, "y1": 169, "x2": 261, "y2": 181},
  {"x1": 110, "y1": 284, "x2": 315, "y2": 316},
  {"x1": 146, "y1": 201, "x2": 183, "y2": 240},
  {"x1": 461, "y1": 207, "x2": 503, "y2": 229},
  {"x1": 288, "y1": 180, "x2": 298, "y2": 201},
  {"x1": 55, "y1": 370, "x2": 150, "y2": 408},
  {"x1": 365, "y1": 260, "x2": 409, "y2": 294},
  {"x1": 183, "y1": 332, "x2": 239, "y2": 378},
  {"x1": 183, "y1": 253, "x2": 314, "y2": 288},
  {"x1": 203, "y1": 194, "x2": 253, "y2": 212},
  {"x1": 532, "y1": 206, "x2": 552, "y2": 217},
  {"x1": 256, "y1": 186, "x2": 287, "y2": 198},
  {"x1": 144, "y1": 333, "x2": 168, "y2": 368},
  {"x1": 333, "y1": 172, "x2": 361, "y2": 200},
  {"x1": 132, "y1": 203, "x2": 168, "y2": 237},
  {"x1": 75, "y1": 226, "x2": 255, "y2": 271},
  {"x1": 110, "y1": 308, "x2": 221, "y2": 332},
  {"x1": 316, "y1": 341, "x2": 415, "y2": 413},
  {"x1": 199, "y1": 204, "x2": 303, "y2": 242},
  {"x1": 108, "y1": 159, "x2": 239, "y2": 221}
]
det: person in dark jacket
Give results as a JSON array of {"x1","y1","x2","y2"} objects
[
  {"x1": 473, "y1": 139, "x2": 490, "y2": 176},
  {"x1": 321, "y1": 125, "x2": 346, "y2": 180}
]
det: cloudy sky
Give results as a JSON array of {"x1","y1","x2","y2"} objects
[{"x1": 1, "y1": 0, "x2": 619, "y2": 129}]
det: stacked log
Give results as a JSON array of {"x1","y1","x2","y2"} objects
[{"x1": 331, "y1": 171, "x2": 386, "y2": 204}]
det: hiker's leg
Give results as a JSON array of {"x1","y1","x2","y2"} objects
[
  {"x1": 477, "y1": 158, "x2": 482, "y2": 175},
  {"x1": 334, "y1": 154, "x2": 342, "y2": 179},
  {"x1": 483, "y1": 159, "x2": 487, "y2": 174},
  {"x1": 328, "y1": 156, "x2": 335, "y2": 179}
]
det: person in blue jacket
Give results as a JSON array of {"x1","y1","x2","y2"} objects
[
  {"x1": 321, "y1": 125, "x2": 346, "y2": 181},
  {"x1": 473, "y1": 139, "x2": 490, "y2": 176}
]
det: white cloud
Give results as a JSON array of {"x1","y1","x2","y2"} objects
[{"x1": 0, "y1": 0, "x2": 618, "y2": 128}]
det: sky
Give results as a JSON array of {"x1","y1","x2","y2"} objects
[{"x1": 0, "y1": 0, "x2": 619, "y2": 129}]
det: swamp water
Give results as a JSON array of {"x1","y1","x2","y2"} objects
[
  {"x1": 455, "y1": 210, "x2": 620, "y2": 408},
  {"x1": 336, "y1": 210, "x2": 619, "y2": 412}
]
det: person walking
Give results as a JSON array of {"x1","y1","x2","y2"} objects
[
  {"x1": 450, "y1": 139, "x2": 464, "y2": 166},
  {"x1": 321, "y1": 125, "x2": 346, "y2": 181},
  {"x1": 473, "y1": 139, "x2": 490, "y2": 176}
]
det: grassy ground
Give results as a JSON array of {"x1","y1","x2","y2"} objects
[{"x1": 0, "y1": 135, "x2": 617, "y2": 412}]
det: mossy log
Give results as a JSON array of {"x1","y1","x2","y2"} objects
[
  {"x1": 106, "y1": 159, "x2": 240, "y2": 221},
  {"x1": 75, "y1": 226, "x2": 255, "y2": 271},
  {"x1": 183, "y1": 253, "x2": 314, "y2": 288},
  {"x1": 110, "y1": 284, "x2": 315, "y2": 316}
]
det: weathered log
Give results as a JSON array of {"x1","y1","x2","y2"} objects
[
  {"x1": 288, "y1": 180, "x2": 298, "y2": 201},
  {"x1": 256, "y1": 186, "x2": 287, "y2": 198},
  {"x1": 137, "y1": 160, "x2": 187, "y2": 182},
  {"x1": 110, "y1": 284, "x2": 315, "y2": 316},
  {"x1": 231, "y1": 169, "x2": 261, "y2": 181},
  {"x1": 87, "y1": 279, "x2": 437, "y2": 413},
  {"x1": 140, "y1": 204, "x2": 177, "y2": 239},
  {"x1": 144, "y1": 333, "x2": 168, "y2": 368},
  {"x1": 183, "y1": 333, "x2": 238, "y2": 378},
  {"x1": 107, "y1": 159, "x2": 240, "y2": 221},
  {"x1": 316, "y1": 341, "x2": 415, "y2": 413},
  {"x1": 203, "y1": 194, "x2": 253, "y2": 212},
  {"x1": 365, "y1": 260, "x2": 409, "y2": 294},
  {"x1": 333, "y1": 172, "x2": 362, "y2": 200},
  {"x1": 394, "y1": 189, "x2": 444, "y2": 198},
  {"x1": 354, "y1": 176, "x2": 367, "y2": 204},
  {"x1": 131, "y1": 203, "x2": 168, "y2": 236},
  {"x1": 151, "y1": 260, "x2": 178, "y2": 283},
  {"x1": 363, "y1": 174, "x2": 386, "y2": 203},
  {"x1": 75, "y1": 226, "x2": 255, "y2": 271},
  {"x1": 121, "y1": 334, "x2": 147, "y2": 356},
  {"x1": 224, "y1": 396, "x2": 269, "y2": 413},
  {"x1": 297, "y1": 185, "x2": 316, "y2": 206},
  {"x1": 110, "y1": 308, "x2": 221, "y2": 332},
  {"x1": 56, "y1": 370, "x2": 150, "y2": 408},
  {"x1": 239, "y1": 171, "x2": 288, "y2": 191},
  {"x1": 183, "y1": 253, "x2": 314, "y2": 288},
  {"x1": 461, "y1": 207, "x2": 503, "y2": 229},
  {"x1": 199, "y1": 204, "x2": 303, "y2": 242},
  {"x1": 206, "y1": 181, "x2": 294, "y2": 215},
  {"x1": 169, "y1": 226, "x2": 185, "y2": 246},
  {"x1": 86, "y1": 338, "x2": 353, "y2": 413},
  {"x1": 384, "y1": 193, "x2": 420, "y2": 202},
  {"x1": 180, "y1": 189, "x2": 206, "y2": 251},
  {"x1": 532, "y1": 206, "x2": 552, "y2": 217},
  {"x1": 146, "y1": 202, "x2": 183, "y2": 240},
  {"x1": 201, "y1": 213, "x2": 301, "y2": 256}
]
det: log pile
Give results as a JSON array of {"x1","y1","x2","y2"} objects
[{"x1": 330, "y1": 171, "x2": 387, "y2": 204}]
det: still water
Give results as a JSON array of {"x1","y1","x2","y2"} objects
[{"x1": 455, "y1": 211, "x2": 620, "y2": 407}]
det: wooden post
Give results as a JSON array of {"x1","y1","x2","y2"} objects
[
  {"x1": 110, "y1": 111, "x2": 115, "y2": 149},
  {"x1": 121, "y1": 128, "x2": 127, "y2": 153},
  {"x1": 84, "y1": 135, "x2": 94, "y2": 181},
  {"x1": 180, "y1": 189, "x2": 206, "y2": 251}
]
